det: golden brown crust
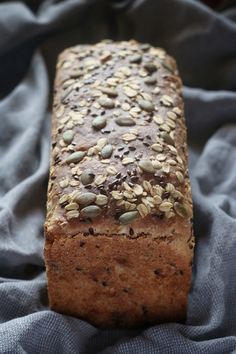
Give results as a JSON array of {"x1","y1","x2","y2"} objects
[{"x1": 44, "y1": 40, "x2": 195, "y2": 328}]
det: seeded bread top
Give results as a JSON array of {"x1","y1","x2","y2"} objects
[{"x1": 46, "y1": 40, "x2": 193, "y2": 238}]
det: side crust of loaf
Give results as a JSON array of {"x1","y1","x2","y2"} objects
[{"x1": 44, "y1": 40, "x2": 195, "y2": 328}]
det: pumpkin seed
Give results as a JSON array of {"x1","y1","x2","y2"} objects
[
  {"x1": 76, "y1": 192, "x2": 96, "y2": 206},
  {"x1": 98, "y1": 97, "x2": 114, "y2": 109},
  {"x1": 59, "y1": 179, "x2": 69, "y2": 188},
  {"x1": 138, "y1": 99, "x2": 155, "y2": 112},
  {"x1": 81, "y1": 205, "x2": 101, "y2": 218},
  {"x1": 144, "y1": 62, "x2": 157, "y2": 73},
  {"x1": 101, "y1": 144, "x2": 113, "y2": 159},
  {"x1": 144, "y1": 77, "x2": 157, "y2": 85},
  {"x1": 129, "y1": 54, "x2": 142, "y2": 63},
  {"x1": 139, "y1": 160, "x2": 155, "y2": 173},
  {"x1": 92, "y1": 116, "x2": 106, "y2": 130},
  {"x1": 95, "y1": 194, "x2": 108, "y2": 206},
  {"x1": 119, "y1": 211, "x2": 138, "y2": 224},
  {"x1": 63, "y1": 130, "x2": 74, "y2": 144},
  {"x1": 141, "y1": 43, "x2": 150, "y2": 51},
  {"x1": 115, "y1": 117, "x2": 136, "y2": 126},
  {"x1": 80, "y1": 171, "x2": 95, "y2": 185},
  {"x1": 66, "y1": 151, "x2": 86, "y2": 164}
]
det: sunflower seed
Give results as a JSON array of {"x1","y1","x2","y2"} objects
[
  {"x1": 122, "y1": 157, "x2": 135, "y2": 165},
  {"x1": 55, "y1": 105, "x2": 65, "y2": 118},
  {"x1": 94, "y1": 175, "x2": 107, "y2": 185},
  {"x1": 123, "y1": 190, "x2": 134, "y2": 199},
  {"x1": 124, "y1": 201, "x2": 136, "y2": 211},
  {"x1": 162, "y1": 162, "x2": 170, "y2": 173},
  {"x1": 152, "y1": 160, "x2": 162, "y2": 169},
  {"x1": 97, "y1": 138, "x2": 107, "y2": 150},
  {"x1": 95, "y1": 194, "x2": 108, "y2": 206},
  {"x1": 161, "y1": 132, "x2": 175, "y2": 146},
  {"x1": 111, "y1": 191, "x2": 123, "y2": 200},
  {"x1": 119, "y1": 211, "x2": 138, "y2": 224},
  {"x1": 174, "y1": 202, "x2": 191, "y2": 218},
  {"x1": 106, "y1": 166, "x2": 117, "y2": 175},
  {"x1": 153, "y1": 195, "x2": 162, "y2": 205},
  {"x1": 173, "y1": 107, "x2": 182, "y2": 116},
  {"x1": 143, "y1": 180, "x2": 152, "y2": 192},
  {"x1": 160, "y1": 123, "x2": 171, "y2": 132},
  {"x1": 122, "y1": 133, "x2": 137, "y2": 142},
  {"x1": 156, "y1": 154, "x2": 166, "y2": 162},
  {"x1": 159, "y1": 201, "x2": 173, "y2": 212},
  {"x1": 133, "y1": 184, "x2": 143, "y2": 196},
  {"x1": 151, "y1": 144, "x2": 163, "y2": 152},
  {"x1": 167, "y1": 111, "x2": 177, "y2": 120},
  {"x1": 176, "y1": 171, "x2": 184, "y2": 183},
  {"x1": 101, "y1": 87, "x2": 118, "y2": 97},
  {"x1": 160, "y1": 95, "x2": 174, "y2": 107},
  {"x1": 137, "y1": 203, "x2": 149, "y2": 217},
  {"x1": 65, "y1": 202, "x2": 79, "y2": 211},
  {"x1": 66, "y1": 210, "x2": 79, "y2": 220},
  {"x1": 124, "y1": 87, "x2": 137, "y2": 98},
  {"x1": 153, "y1": 115, "x2": 164, "y2": 125},
  {"x1": 59, "y1": 195, "x2": 69, "y2": 205}
]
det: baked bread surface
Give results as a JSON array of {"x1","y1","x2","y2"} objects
[{"x1": 44, "y1": 40, "x2": 194, "y2": 327}]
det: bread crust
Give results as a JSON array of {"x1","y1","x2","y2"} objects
[{"x1": 44, "y1": 40, "x2": 194, "y2": 327}]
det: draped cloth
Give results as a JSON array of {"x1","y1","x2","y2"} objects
[{"x1": 0, "y1": 0, "x2": 236, "y2": 352}]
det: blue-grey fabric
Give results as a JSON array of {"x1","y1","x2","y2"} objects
[{"x1": 0, "y1": 0, "x2": 236, "y2": 353}]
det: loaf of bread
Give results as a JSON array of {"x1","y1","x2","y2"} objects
[{"x1": 44, "y1": 40, "x2": 195, "y2": 328}]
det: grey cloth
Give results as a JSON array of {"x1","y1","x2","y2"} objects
[{"x1": 0, "y1": 0, "x2": 236, "y2": 352}]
